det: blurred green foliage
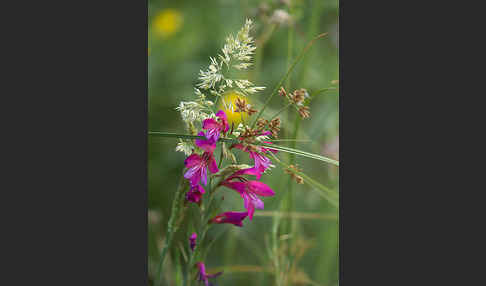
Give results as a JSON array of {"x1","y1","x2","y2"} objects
[{"x1": 149, "y1": 0, "x2": 338, "y2": 285}]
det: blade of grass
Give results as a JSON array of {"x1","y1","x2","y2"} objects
[
  {"x1": 258, "y1": 143, "x2": 339, "y2": 166},
  {"x1": 148, "y1": 131, "x2": 237, "y2": 143},
  {"x1": 155, "y1": 174, "x2": 188, "y2": 286},
  {"x1": 270, "y1": 153, "x2": 338, "y2": 208},
  {"x1": 254, "y1": 211, "x2": 338, "y2": 220},
  {"x1": 148, "y1": 131, "x2": 312, "y2": 145}
]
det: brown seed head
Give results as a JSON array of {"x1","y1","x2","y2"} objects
[
  {"x1": 292, "y1": 89, "x2": 306, "y2": 104},
  {"x1": 234, "y1": 97, "x2": 247, "y2": 113},
  {"x1": 284, "y1": 164, "x2": 304, "y2": 184},
  {"x1": 298, "y1": 106, "x2": 310, "y2": 118},
  {"x1": 269, "y1": 118, "x2": 281, "y2": 138}
]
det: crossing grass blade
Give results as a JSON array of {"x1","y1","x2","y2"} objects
[
  {"x1": 260, "y1": 143, "x2": 339, "y2": 166},
  {"x1": 270, "y1": 153, "x2": 339, "y2": 208}
]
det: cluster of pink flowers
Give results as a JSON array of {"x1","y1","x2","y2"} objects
[
  {"x1": 183, "y1": 110, "x2": 227, "y2": 203},
  {"x1": 183, "y1": 110, "x2": 276, "y2": 283},
  {"x1": 183, "y1": 110, "x2": 276, "y2": 225}
]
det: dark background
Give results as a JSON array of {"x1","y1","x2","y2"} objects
[{"x1": 2, "y1": 0, "x2": 472, "y2": 285}]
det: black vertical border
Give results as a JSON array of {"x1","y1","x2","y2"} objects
[{"x1": 6, "y1": 0, "x2": 150, "y2": 284}]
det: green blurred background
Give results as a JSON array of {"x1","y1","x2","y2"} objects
[{"x1": 148, "y1": 0, "x2": 338, "y2": 285}]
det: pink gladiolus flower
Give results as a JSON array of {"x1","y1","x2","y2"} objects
[
  {"x1": 202, "y1": 110, "x2": 229, "y2": 143},
  {"x1": 195, "y1": 131, "x2": 216, "y2": 152},
  {"x1": 210, "y1": 211, "x2": 248, "y2": 227},
  {"x1": 232, "y1": 143, "x2": 276, "y2": 179},
  {"x1": 220, "y1": 168, "x2": 275, "y2": 220},
  {"x1": 189, "y1": 232, "x2": 197, "y2": 251},
  {"x1": 186, "y1": 184, "x2": 205, "y2": 204},
  {"x1": 196, "y1": 262, "x2": 223, "y2": 286},
  {"x1": 184, "y1": 152, "x2": 218, "y2": 186}
]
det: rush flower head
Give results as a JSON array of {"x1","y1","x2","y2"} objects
[
  {"x1": 184, "y1": 151, "x2": 218, "y2": 186},
  {"x1": 189, "y1": 232, "x2": 197, "y2": 251},
  {"x1": 220, "y1": 168, "x2": 275, "y2": 220},
  {"x1": 210, "y1": 211, "x2": 248, "y2": 227},
  {"x1": 202, "y1": 110, "x2": 229, "y2": 143},
  {"x1": 196, "y1": 262, "x2": 223, "y2": 286},
  {"x1": 186, "y1": 184, "x2": 205, "y2": 204},
  {"x1": 284, "y1": 164, "x2": 305, "y2": 184},
  {"x1": 298, "y1": 106, "x2": 311, "y2": 118},
  {"x1": 219, "y1": 91, "x2": 249, "y2": 126}
]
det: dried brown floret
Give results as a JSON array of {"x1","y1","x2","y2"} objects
[
  {"x1": 284, "y1": 164, "x2": 304, "y2": 184},
  {"x1": 234, "y1": 96, "x2": 258, "y2": 115},
  {"x1": 234, "y1": 97, "x2": 247, "y2": 112},
  {"x1": 269, "y1": 118, "x2": 281, "y2": 138},
  {"x1": 298, "y1": 106, "x2": 310, "y2": 119},
  {"x1": 292, "y1": 89, "x2": 306, "y2": 104}
]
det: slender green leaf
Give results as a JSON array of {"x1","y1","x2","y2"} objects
[
  {"x1": 270, "y1": 153, "x2": 338, "y2": 208},
  {"x1": 148, "y1": 131, "x2": 236, "y2": 143},
  {"x1": 259, "y1": 143, "x2": 339, "y2": 166},
  {"x1": 251, "y1": 32, "x2": 328, "y2": 128},
  {"x1": 148, "y1": 131, "x2": 338, "y2": 165}
]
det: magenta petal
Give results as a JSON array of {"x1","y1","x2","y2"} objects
[
  {"x1": 184, "y1": 165, "x2": 200, "y2": 181},
  {"x1": 208, "y1": 155, "x2": 219, "y2": 173},
  {"x1": 186, "y1": 185, "x2": 205, "y2": 203},
  {"x1": 225, "y1": 181, "x2": 246, "y2": 194},
  {"x1": 216, "y1": 110, "x2": 229, "y2": 132},
  {"x1": 206, "y1": 129, "x2": 220, "y2": 142},
  {"x1": 248, "y1": 181, "x2": 275, "y2": 196},
  {"x1": 196, "y1": 184, "x2": 205, "y2": 194},
  {"x1": 196, "y1": 139, "x2": 216, "y2": 152},
  {"x1": 226, "y1": 211, "x2": 248, "y2": 223},
  {"x1": 211, "y1": 211, "x2": 247, "y2": 227},
  {"x1": 185, "y1": 153, "x2": 202, "y2": 168},
  {"x1": 249, "y1": 153, "x2": 268, "y2": 177},
  {"x1": 252, "y1": 195, "x2": 265, "y2": 209},
  {"x1": 202, "y1": 118, "x2": 220, "y2": 130},
  {"x1": 200, "y1": 165, "x2": 208, "y2": 186},
  {"x1": 196, "y1": 131, "x2": 216, "y2": 152},
  {"x1": 231, "y1": 168, "x2": 260, "y2": 178},
  {"x1": 242, "y1": 193, "x2": 250, "y2": 209}
]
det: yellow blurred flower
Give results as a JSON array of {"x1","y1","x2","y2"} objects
[
  {"x1": 219, "y1": 91, "x2": 249, "y2": 126},
  {"x1": 153, "y1": 9, "x2": 183, "y2": 38}
]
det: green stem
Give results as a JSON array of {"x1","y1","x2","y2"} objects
[
  {"x1": 272, "y1": 210, "x2": 282, "y2": 286},
  {"x1": 155, "y1": 174, "x2": 188, "y2": 286},
  {"x1": 270, "y1": 153, "x2": 338, "y2": 207},
  {"x1": 297, "y1": 0, "x2": 324, "y2": 86},
  {"x1": 257, "y1": 143, "x2": 339, "y2": 166},
  {"x1": 148, "y1": 131, "x2": 237, "y2": 143},
  {"x1": 184, "y1": 150, "x2": 224, "y2": 285},
  {"x1": 254, "y1": 23, "x2": 278, "y2": 82},
  {"x1": 285, "y1": 15, "x2": 294, "y2": 91},
  {"x1": 284, "y1": 112, "x2": 301, "y2": 281},
  {"x1": 251, "y1": 32, "x2": 328, "y2": 128},
  {"x1": 269, "y1": 103, "x2": 292, "y2": 121}
]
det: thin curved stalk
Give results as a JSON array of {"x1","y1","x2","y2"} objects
[
  {"x1": 155, "y1": 175, "x2": 188, "y2": 286},
  {"x1": 251, "y1": 33, "x2": 328, "y2": 128}
]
